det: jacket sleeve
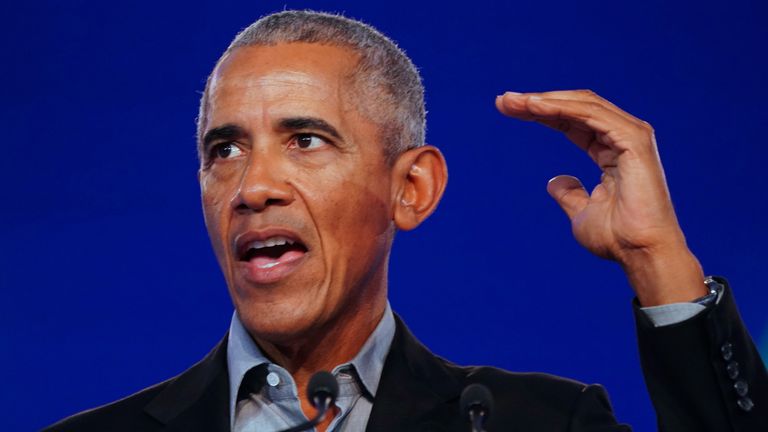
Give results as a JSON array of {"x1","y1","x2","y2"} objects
[{"x1": 634, "y1": 277, "x2": 768, "y2": 431}]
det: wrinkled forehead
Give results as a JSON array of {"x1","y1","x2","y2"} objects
[
  {"x1": 208, "y1": 44, "x2": 360, "y2": 111},
  {"x1": 208, "y1": 69, "x2": 334, "y2": 116},
  {"x1": 212, "y1": 69, "x2": 322, "y2": 91}
]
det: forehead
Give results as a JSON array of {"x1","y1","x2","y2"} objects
[{"x1": 206, "y1": 43, "x2": 361, "y2": 124}]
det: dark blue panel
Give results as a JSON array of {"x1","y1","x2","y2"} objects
[{"x1": 3, "y1": 1, "x2": 766, "y2": 430}]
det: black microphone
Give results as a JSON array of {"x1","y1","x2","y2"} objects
[
  {"x1": 460, "y1": 383, "x2": 494, "y2": 432},
  {"x1": 279, "y1": 371, "x2": 339, "y2": 432}
]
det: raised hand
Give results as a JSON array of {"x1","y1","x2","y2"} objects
[{"x1": 496, "y1": 90, "x2": 706, "y2": 306}]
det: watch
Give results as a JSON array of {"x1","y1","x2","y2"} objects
[{"x1": 692, "y1": 276, "x2": 724, "y2": 306}]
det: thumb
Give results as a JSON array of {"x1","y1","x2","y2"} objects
[{"x1": 546, "y1": 175, "x2": 589, "y2": 220}]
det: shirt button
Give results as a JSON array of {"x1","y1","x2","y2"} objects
[
  {"x1": 737, "y1": 397, "x2": 754, "y2": 412},
  {"x1": 721, "y1": 342, "x2": 733, "y2": 361},
  {"x1": 726, "y1": 361, "x2": 739, "y2": 380},
  {"x1": 266, "y1": 372, "x2": 280, "y2": 387},
  {"x1": 734, "y1": 380, "x2": 749, "y2": 397}
]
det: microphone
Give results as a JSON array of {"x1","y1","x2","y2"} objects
[
  {"x1": 460, "y1": 383, "x2": 494, "y2": 432},
  {"x1": 279, "y1": 371, "x2": 339, "y2": 432}
]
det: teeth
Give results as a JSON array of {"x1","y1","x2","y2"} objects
[{"x1": 247, "y1": 236, "x2": 295, "y2": 250}]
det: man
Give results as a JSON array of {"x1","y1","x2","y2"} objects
[{"x1": 46, "y1": 10, "x2": 767, "y2": 432}]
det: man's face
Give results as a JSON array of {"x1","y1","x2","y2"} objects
[{"x1": 199, "y1": 43, "x2": 396, "y2": 341}]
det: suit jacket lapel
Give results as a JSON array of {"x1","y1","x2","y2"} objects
[
  {"x1": 143, "y1": 335, "x2": 230, "y2": 432},
  {"x1": 366, "y1": 315, "x2": 465, "y2": 432}
]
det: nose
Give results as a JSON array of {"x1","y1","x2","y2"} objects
[{"x1": 231, "y1": 158, "x2": 294, "y2": 213}]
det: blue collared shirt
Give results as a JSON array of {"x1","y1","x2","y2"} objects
[{"x1": 227, "y1": 303, "x2": 396, "y2": 432}]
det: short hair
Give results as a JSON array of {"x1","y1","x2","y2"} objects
[{"x1": 196, "y1": 10, "x2": 426, "y2": 161}]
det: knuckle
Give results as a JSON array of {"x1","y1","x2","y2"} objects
[
  {"x1": 631, "y1": 120, "x2": 654, "y2": 137},
  {"x1": 586, "y1": 101, "x2": 603, "y2": 113},
  {"x1": 640, "y1": 120, "x2": 655, "y2": 133}
]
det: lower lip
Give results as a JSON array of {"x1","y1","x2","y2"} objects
[{"x1": 236, "y1": 250, "x2": 307, "y2": 284}]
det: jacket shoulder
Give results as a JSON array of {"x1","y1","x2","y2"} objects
[
  {"x1": 445, "y1": 362, "x2": 627, "y2": 431},
  {"x1": 42, "y1": 378, "x2": 171, "y2": 431},
  {"x1": 454, "y1": 363, "x2": 592, "y2": 409},
  {"x1": 381, "y1": 314, "x2": 628, "y2": 431},
  {"x1": 43, "y1": 336, "x2": 230, "y2": 432}
]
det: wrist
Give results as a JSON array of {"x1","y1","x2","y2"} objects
[{"x1": 620, "y1": 245, "x2": 706, "y2": 307}]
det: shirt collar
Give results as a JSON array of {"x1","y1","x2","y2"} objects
[{"x1": 226, "y1": 302, "x2": 396, "y2": 426}]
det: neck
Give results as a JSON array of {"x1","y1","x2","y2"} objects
[
  {"x1": 254, "y1": 291, "x2": 387, "y2": 427},
  {"x1": 258, "y1": 294, "x2": 387, "y2": 377}
]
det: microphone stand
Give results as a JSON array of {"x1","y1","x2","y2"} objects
[
  {"x1": 469, "y1": 408, "x2": 488, "y2": 432},
  {"x1": 279, "y1": 394, "x2": 333, "y2": 432}
]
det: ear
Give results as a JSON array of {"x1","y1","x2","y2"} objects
[{"x1": 391, "y1": 145, "x2": 448, "y2": 231}]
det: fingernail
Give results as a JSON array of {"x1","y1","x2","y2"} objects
[
  {"x1": 529, "y1": 95, "x2": 542, "y2": 100},
  {"x1": 504, "y1": 91, "x2": 522, "y2": 96}
]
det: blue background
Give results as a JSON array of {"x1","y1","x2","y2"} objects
[{"x1": 3, "y1": 1, "x2": 767, "y2": 430}]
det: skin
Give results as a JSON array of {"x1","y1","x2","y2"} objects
[
  {"x1": 198, "y1": 43, "x2": 446, "y2": 428},
  {"x1": 199, "y1": 41, "x2": 705, "y2": 428}
]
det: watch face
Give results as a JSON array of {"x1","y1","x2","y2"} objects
[{"x1": 699, "y1": 277, "x2": 724, "y2": 305}]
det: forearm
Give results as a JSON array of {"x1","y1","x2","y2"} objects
[{"x1": 620, "y1": 244, "x2": 706, "y2": 307}]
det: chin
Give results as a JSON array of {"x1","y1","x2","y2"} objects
[{"x1": 233, "y1": 293, "x2": 327, "y2": 343}]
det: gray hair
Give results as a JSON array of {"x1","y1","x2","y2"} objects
[{"x1": 196, "y1": 10, "x2": 426, "y2": 161}]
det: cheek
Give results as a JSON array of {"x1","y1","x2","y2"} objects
[
  {"x1": 200, "y1": 173, "x2": 235, "y2": 257},
  {"x1": 319, "y1": 173, "x2": 393, "y2": 253},
  {"x1": 348, "y1": 185, "x2": 391, "y2": 229},
  {"x1": 200, "y1": 165, "x2": 240, "y2": 215}
]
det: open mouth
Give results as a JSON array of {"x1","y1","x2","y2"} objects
[{"x1": 237, "y1": 235, "x2": 308, "y2": 269}]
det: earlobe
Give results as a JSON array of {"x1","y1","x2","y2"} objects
[{"x1": 392, "y1": 145, "x2": 448, "y2": 231}]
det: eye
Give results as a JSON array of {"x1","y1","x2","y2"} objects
[
  {"x1": 293, "y1": 133, "x2": 328, "y2": 150},
  {"x1": 211, "y1": 142, "x2": 243, "y2": 160}
]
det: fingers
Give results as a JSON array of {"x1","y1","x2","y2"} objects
[
  {"x1": 495, "y1": 91, "x2": 656, "y2": 162},
  {"x1": 546, "y1": 175, "x2": 589, "y2": 220},
  {"x1": 497, "y1": 89, "x2": 640, "y2": 125},
  {"x1": 536, "y1": 118, "x2": 599, "y2": 154},
  {"x1": 498, "y1": 94, "x2": 632, "y2": 139}
]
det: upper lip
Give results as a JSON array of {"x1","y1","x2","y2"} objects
[{"x1": 233, "y1": 228, "x2": 308, "y2": 261}]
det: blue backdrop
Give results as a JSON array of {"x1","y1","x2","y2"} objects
[{"x1": 3, "y1": 1, "x2": 767, "y2": 430}]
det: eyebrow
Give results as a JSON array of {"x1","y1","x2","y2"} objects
[
  {"x1": 201, "y1": 117, "x2": 343, "y2": 154},
  {"x1": 278, "y1": 117, "x2": 343, "y2": 141},
  {"x1": 201, "y1": 124, "x2": 247, "y2": 153}
]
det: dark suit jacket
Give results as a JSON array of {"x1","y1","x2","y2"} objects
[{"x1": 45, "y1": 281, "x2": 767, "y2": 431}]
